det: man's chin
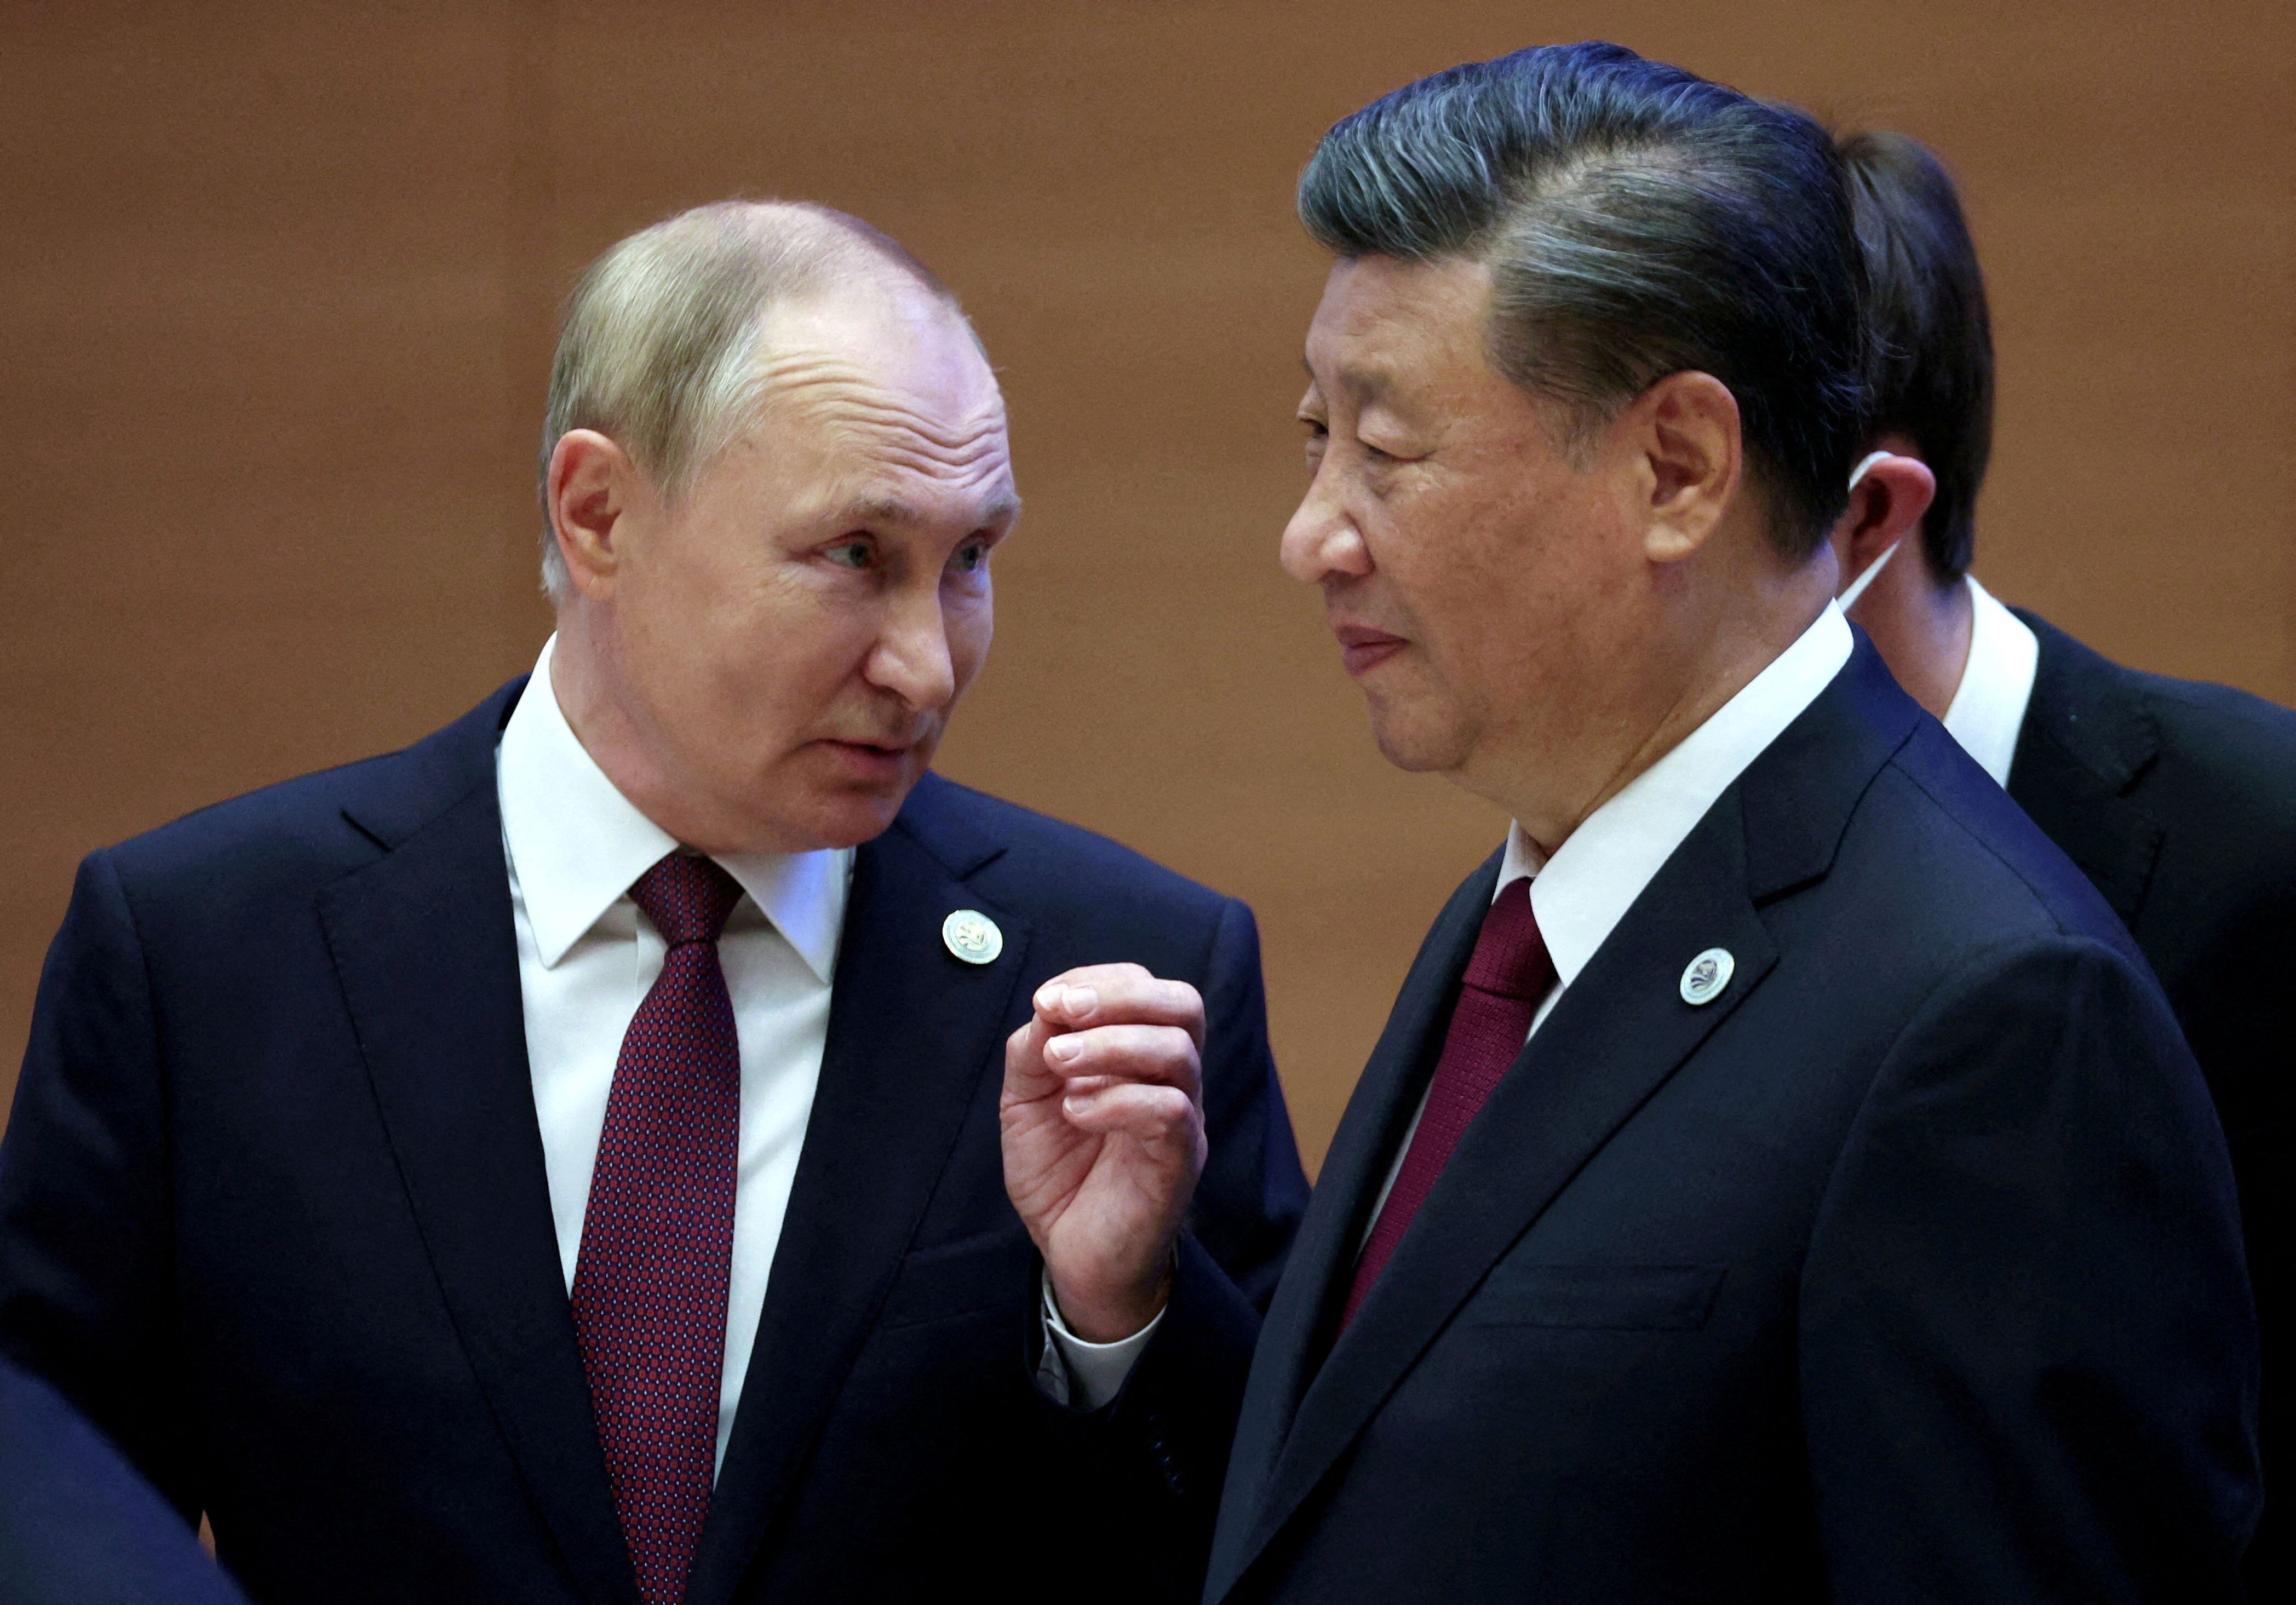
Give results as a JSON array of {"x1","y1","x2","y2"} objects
[
  {"x1": 797, "y1": 768, "x2": 926, "y2": 852},
  {"x1": 1365, "y1": 704, "x2": 1467, "y2": 776},
  {"x1": 708, "y1": 769, "x2": 918, "y2": 857}
]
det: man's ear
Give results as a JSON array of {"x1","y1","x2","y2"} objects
[
  {"x1": 1629, "y1": 371, "x2": 1742, "y2": 565},
  {"x1": 1828, "y1": 451, "x2": 1937, "y2": 581},
  {"x1": 545, "y1": 429, "x2": 643, "y2": 600}
]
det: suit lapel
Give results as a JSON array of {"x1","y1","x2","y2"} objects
[
  {"x1": 1204, "y1": 853, "x2": 1497, "y2": 1597},
  {"x1": 2007, "y1": 612, "x2": 2164, "y2": 927},
  {"x1": 684, "y1": 786, "x2": 1029, "y2": 1605},
  {"x1": 319, "y1": 682, "x2": 642, "y2": 1605},
  {"x1": 1221, "y1": 812, "x2": 1777, "y2": 1591},
  {"x1": 1210, "y1": 641, "x2": 1920, "y2": 1601}
]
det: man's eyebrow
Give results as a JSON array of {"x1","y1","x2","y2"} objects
[
  {"x1": 1301, "y1": 354, "x2": 1388, "y2": 401},
  {"x1": 840, "y1": 494, "x2": 920, "y2": 527},
  {"x1": 838, "y1": 490, "x2": 1023, "y2": 530}
]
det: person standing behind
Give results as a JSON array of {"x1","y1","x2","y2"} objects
[
  {"x1": 1824, "y1": 128, "x2": 2296, "y2": 1596},
  {"x1": 1009, "y1": 43, "x2": 2260, "y2": 1602},
  {"x1": 0, "y1": 201, "x2": 1305, "y2": 1605}
]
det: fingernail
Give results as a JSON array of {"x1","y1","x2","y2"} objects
[
  {"x1": 1047, "y1": 1036, "x2": 1081, "y2": 1063},
  {"x1": 1034, "y1": 984, "x2": 1061, "y2": 1013},
  {"x1": 1063, "y1": 1093, "x2": 1090, "y2": 1116},
  {"x1": 1063, "y1": 986, "x2": 1099, "y2": 1019}
]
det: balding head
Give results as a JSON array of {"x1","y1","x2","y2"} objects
[{"x1": 538, "y1": 200, "x2": 975, "y2": 597}]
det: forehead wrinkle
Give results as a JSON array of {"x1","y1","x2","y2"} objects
[
  {"x1": 827, "y1": 392, "x2": 1007, "y2": 459},
  {"x1": 831, "y1": 420, "x2": 1010, "y2": 504},
  {"x1": 823, "y1": 419, "x2": 1017, "y2": 524},
  {"x1": 754, "y1": 349, "x2": 1005, "y2": 454}
]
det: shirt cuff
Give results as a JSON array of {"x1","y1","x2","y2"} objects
[{"x1": 1034, "y1": 1270, "x2": 1162, "y2": 1410}]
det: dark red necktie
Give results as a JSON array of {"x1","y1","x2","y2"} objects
[
  {"x1": 571, "y1": 852, "x2": 745, "y2": 1605},
  {"x1": 1342, "y1": 877, "x2": 1553, "y2": 1329}
]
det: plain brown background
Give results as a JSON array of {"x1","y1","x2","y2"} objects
[{"x1": 4, "y1": 1, "x2": 2291, "y2": 1172}]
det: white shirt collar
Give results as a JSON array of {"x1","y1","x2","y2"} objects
[
  {"x1": 497, "y1": 635, "x2": 851, "y2": 982},
  {"x1": 1940, "y1": 576, "x2": 2040, "y2": 789},
  {"x1": 1496, "y1": 603, "x2": 1854, "y2": 986}
]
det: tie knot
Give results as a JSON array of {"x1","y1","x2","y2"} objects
[
  {"x1": 1461, "y1": 877, "x2": 1552, "y2": 1000},
  {"x1": 629, "y1": 853, "x2": 744, "y2": 948}
]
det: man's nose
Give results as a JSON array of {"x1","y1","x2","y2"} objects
[
  {"x1": 868, "y1": 587, "x2": 958, "y2": 712},
  {"x1": 1280, "y1": 470, "x2": 1372, "y2": 585}
]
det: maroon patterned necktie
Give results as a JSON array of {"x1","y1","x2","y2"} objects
[
  {"x1": 571, "y1": 852, "x2": 745, "y2": 1605},
  {"x1": 1342, "y1": 877, "x2": 1553, "y2": 1329}
]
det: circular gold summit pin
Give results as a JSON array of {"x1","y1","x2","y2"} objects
[
  {"x1": 1679, "y1": 947, "x2": 1735, "y2": 1006},
  {"x1": 942, "y1": 909, "x2": 1004, "y2": 965}
]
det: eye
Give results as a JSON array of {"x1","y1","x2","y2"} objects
[
  {"x1": 949, "y1": 539, "x2": 991, "y2": 576},
  {"x1": 824, "y1": 538, "x2": 873, "y2": 570}
]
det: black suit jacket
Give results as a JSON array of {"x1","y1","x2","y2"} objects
[
  {"x1": 0, "y1": 677, "x2": 1307, "y2": 1604},
  {"x1": 0, "y1": 1355, "x2": 249, "y2": 1605},
  {"x1": 1189, "y1": 640, "x2": 2257, "y2": 1604},
  {"x1": 2008, "y1": 610, "x2": 2296, "y2": 1596}
]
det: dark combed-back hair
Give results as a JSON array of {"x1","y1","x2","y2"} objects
[
  {"x1": 1838, "y1": 130, "x2": 1994, "y2": 580},
  {"x1": 1299, "y1": 42, "x2": 1869, "y2": 556}
]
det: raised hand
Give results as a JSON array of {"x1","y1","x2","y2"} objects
[{"x1": 1000, "y1": 963, "x2": 1207, "y2": 1342}]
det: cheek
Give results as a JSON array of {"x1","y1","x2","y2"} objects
[
  {"x1": 698, "y1": 578, "x2": 876, "y2": 722},
  {"x1": 1374, "y1": 500, "x2": 1512, "y2": 671},
  {"x1": 944, "y1": 586, "x2": 994, "y2": 691}
]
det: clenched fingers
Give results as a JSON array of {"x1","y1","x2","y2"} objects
[
  {"x1": 1056, "y1": 1080, "x2": 1203, "y2": 1146},
  {"x1": 1041, "y1": 1022, "x2": 1202, "y2": 1097},
  {"x1": 1031, "y1": 964, "x2": 1206, "y2": 1053}
]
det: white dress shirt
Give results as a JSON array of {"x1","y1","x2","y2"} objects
[
  {"x1": 1038, "y1": 1263, "x2": 1175, "y2": 1410},
  {"x1": 497, "y1": 635, "x2": 852, "y2": 1474},
  {"x1": 1939, "y1": 576, "x2": 2040, "y2": 788},
  {"x1": 1359, "y1": 603, "x2": 1856, "y2": 1241}
]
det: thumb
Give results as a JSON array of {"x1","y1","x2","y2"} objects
[{"x1": 1002, "y1": 1011, "x2": 1066, "y2": 1102}]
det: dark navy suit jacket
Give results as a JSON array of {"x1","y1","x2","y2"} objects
[
  {"x1": 0, "y1": 677, "x2": 1307, "y2": 1604},
  {"x1": 0, "y1": 1355, "x2": 248, "y2": 1604},
  {"x1": 2007, "y1": 611, "x2": 2296, "y2": 1598},
  {"x1": 1185, "y1": 641, "x2": 2258, "y2": 1603}
]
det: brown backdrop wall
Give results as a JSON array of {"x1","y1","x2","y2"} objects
[{"x1": 4, "y1": 0, "x2": 2291, "y2": 1172}]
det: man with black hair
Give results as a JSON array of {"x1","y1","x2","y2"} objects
[
  {"x1": 1028, "y1": 44, "x2": 2259, "y2": 1602},
  {"x1": 1828, "y1": 127, "x2": 2295, "y2": 1596}
]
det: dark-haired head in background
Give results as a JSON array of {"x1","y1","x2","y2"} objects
[
  {"x1": 1829, "y1": 126, "x2": 2296, "y2": 1598},
  {"x1": 1059, "y1": 39, "x2": 2259, "y2": 1604}
]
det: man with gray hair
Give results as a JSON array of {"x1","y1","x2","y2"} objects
[
  {"x1": 0, "y1": 200, "x2": 1305, "y2": 1604},
  {"x1": 1034, "y1": 43, "x2": 2259, "y2": 1601}
]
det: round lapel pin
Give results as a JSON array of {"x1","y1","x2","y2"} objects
[
  {"x1": 942, "y1": 908, "x2": 1003, "y2": 965},
  {"x1": 1679, "y1": 947, "x2": 1735, "y2": 1006}
]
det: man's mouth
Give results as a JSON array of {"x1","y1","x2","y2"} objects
[
  {"x1": 818, "y1": 738, "x2": 919, "y2": 779},
  {"x1": 1332, "y1": 623, "x2": 1408, "y2": 676}
]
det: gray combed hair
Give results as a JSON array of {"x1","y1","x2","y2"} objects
[
  {"x1": 537, "y1": 200, "x2": 962, "y2": 598},
  {"x1": 1299, "y1": 43, "x2": 1868, "y2": 555}
]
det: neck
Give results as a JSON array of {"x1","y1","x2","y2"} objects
[
  {"x1": 548, "y1": 607, "x2": 761, "y2": 856},
  {"x1": 1494, "y1": 566, "x2": 1835, "y2": 858},
  {"x1": 1846, "y1": 559, "x2": 1972, "y2": 722}
]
